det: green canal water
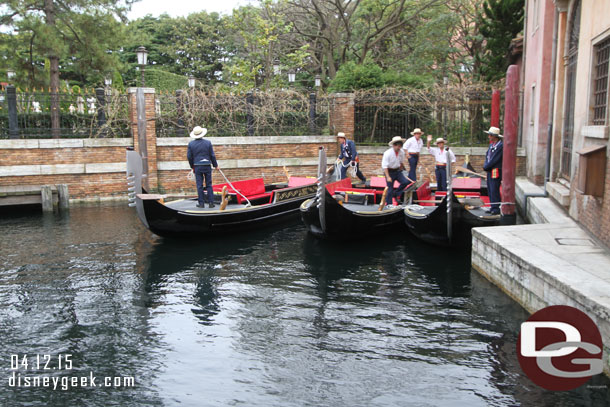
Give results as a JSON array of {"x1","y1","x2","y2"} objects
[{"x1": 0, "y1": 205, "x2": 608, "y2": 406}]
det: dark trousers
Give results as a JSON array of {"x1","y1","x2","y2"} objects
[
  {"x1": 340, "y1": 161, "x2": 366, "y2": 182},
  {"x1": 195, "y1": 165, "x2": 213, "y2": 205},
  {"x1": 386, "y1": 170, "x2": 409, "y2": 204},
  {"x1": 487, "y1": 170, "x2": 502, "y2": 214},
  {"x1": 407, "y1": 154, "x2": 418, "y2": 182},
  {"x1": 435, "y1": 165, "x2": 447, "y2": 192}
]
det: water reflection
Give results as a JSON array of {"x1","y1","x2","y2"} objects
[{"x1": 0, "y1": 206, "x2": 608, "y2": 406}]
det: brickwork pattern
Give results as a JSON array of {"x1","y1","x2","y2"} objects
[
  {"x1": 572, "y1": 156, "x2": 610, "y2": 248},
  {"x1": 328, "y1": 93, "x2": 355, "y2": 138}
]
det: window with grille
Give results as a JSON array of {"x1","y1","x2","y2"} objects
[{"x1": 592, "y1": 37, "x2": 610, "y2": 125}]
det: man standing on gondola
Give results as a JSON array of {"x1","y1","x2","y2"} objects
[
  {"x1": 483, "y1": 126, "x2": 503, "y2": 215},
  {"x1": 336, "y1": 132, "x2": 366, "y2": 183},
  {"x1": 403, "y1": 128, "x2": 424, "y2": 183},
  {"x1": 187, "y1": 126, "x2": 218, "y2": 208},
  {"x1": 426, "y1": 136, "x2": 456, "y2": 192},
  {"x1": 382, "y1": 136, "x2": 410, "y2": 208}
]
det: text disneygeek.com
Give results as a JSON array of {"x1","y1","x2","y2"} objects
[{"x1": 7, "y1": 354, "x2": 135, "y2": 390}]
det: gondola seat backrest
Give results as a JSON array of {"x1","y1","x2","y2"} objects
[
  {"x1": 288, "y1": 177, "x2": 316, "y2": 187},
  {"x1": 213, "y1": 178, "x2": 272, "y2": 204},
  {"x1": 325, "y1": 178, "x2": 352, "y2": 195},
  {"x1": 370, "y1": 176, "x2": 402, "y2": 189}
]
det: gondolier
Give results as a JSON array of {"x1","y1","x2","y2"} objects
[
  {"x1": 483, "y1": 126, "x2": 503, "y2": 215},
  {"x1": 404, "y1": 128, "x2": 424, "y2": 183},
  {"x1": 382, "y1": 136, "x2": 410, "y2": 207},
  {"x1": 187, "y1": 126, "x2": 218, "y2": 208},
  {"x1": 426, "y1": 136, "x2": 456, "y2": 192},
  {"x1": 336, "y1": 132, "x2": 366, "y2": 183}
]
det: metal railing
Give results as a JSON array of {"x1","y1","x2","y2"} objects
[
  {"x1": 0, "y1": 87, "x2": 131, "y2": 139},
  {"x1": 155, "y1": 89, "x2": 330, "y2": 137},
  {"x1": 354, "y1": 85, "x2": 501, "y2": 146}
]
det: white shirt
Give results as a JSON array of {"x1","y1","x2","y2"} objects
[
  {"x1": 428, "y1": 146, "x2": 456, "y2": 164},
  {"x1": 382, "y1": 148, "x2": 406, "y2": 169},
  {"x1": 404, "y1": 136, "x2": 423, "y2": 153}
]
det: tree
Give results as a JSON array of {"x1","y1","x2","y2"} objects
[
  {"x1": 477, "y1": 0, "x2": 524, "y2": 82},
  {"x1": 1, "y1": 0, "x2": 133, "y2": 137}
]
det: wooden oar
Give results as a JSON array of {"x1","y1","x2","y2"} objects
[
  {"x1": 425, "y1": 166, "x2": 435, "y2": 182},
  {"x1": 455, "y1": 167, "x2": 487, "y2": 178},
  {"x1": 413, "y1": 199, "x2": 443, "y2": 204},
  {"x1": 378, "y1": 187, "x2": 388, "y2": 211}
]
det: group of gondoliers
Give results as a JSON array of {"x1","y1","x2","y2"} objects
[
  {"x1": 184, "y1": 123, "x2": 504, "y2": 216},
  {"x1": 333, "y1": 126, "x2": 504, "y2": 214}
]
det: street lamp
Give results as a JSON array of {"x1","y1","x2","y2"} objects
[
  {"x1": 188, "y1": 75, "x2": 196, "y2": 89},
  {"x1": 315, "y1": 74, "x2": 321, "y2": 88},
  {"x1": 288, "y1": 69, "x2": 296, "y2": 83},
  {"x1": 136, "y1": 46, "x2": 148, "y2": 87},
  {"x1": 104, "y1": 77, "x2": 112, "y2": 87},
  {"x1": 273, "y1": 59, "x2": 281, "y2": 75},
  {"x1": 7, "y1": 69, "x2": 15, "y2": 83}
]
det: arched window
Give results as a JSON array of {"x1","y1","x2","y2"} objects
[{"x1": 561, "y1": 0, "x2": 581, "y2": 178}]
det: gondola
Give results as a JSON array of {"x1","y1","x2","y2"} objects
[
  {"x1": 126, "y1": 149, "x2": 317, "y2": 237},
  {"x1": 403, "y1": 155, "x2": 500, "y2": 247},
  {"x1": 300, "y1": 147, "x2": 414, "y2": 240}
]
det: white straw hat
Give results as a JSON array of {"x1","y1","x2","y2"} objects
[
  {"x1": 410, "y1": 128, "x2": 423, "y2": 135},
  {"x1": 435, "y1": 137, "x2": 446, "y2": 145},
  {"x1": 336, "y1": 132, "x2": 346, "y2": 138},
  {"x1": 388, "y1": 136, "x2": 407, "y2": 146},
  {"x1": 483, "y1": 126, "x2": 503, "y2": 138},
  {"x1": 190, "y1": 126, "x2": 208, "y2": 139}
]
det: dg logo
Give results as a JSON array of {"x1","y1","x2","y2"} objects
[{"x1": 517, "y1": 305, "x2": 605, "y2": 391}]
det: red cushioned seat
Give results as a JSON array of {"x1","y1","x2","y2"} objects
[
  {"x1": 212, "y1": 178, "x2": 270, "y2": 204},
  {"x1": 326, "y1": 178, "x2": 352, "y2": 195},
  {"x1": 288, "y1": 177, "x2": 316, "y2": 187}
]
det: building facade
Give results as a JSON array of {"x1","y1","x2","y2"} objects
[{"x1": 522, "y1": 0, "x2": 610, "y2": 247}]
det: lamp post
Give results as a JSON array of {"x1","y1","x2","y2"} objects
[
  {"x1": 7, "y1": 69, "x2": 15, "y2": 84},
  {"x1": 188, "y1": 75, "x2": 196, "y2": 89},
  {"x1": 104, "y1": 76, "x2": 112, "y2": 96},
  {"x1": 288, "y1": 69, "x2": 296, "y2": 84},
  {"x1": 273, "y1": 59, "x2": 281, "y2": 76},
  {"x1": 136, "y1": 46, "x2": 148, "y2": 87},
  {"x1": 315, "y1": 74, "x2": 321, "y2": 88}
]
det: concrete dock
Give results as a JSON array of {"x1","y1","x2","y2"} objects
[{"x1": 471, "y1": 177, "x2": 610, "y2": 374}]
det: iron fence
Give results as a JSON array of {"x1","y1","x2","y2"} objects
[
  {"x1": 0, "y1": 87, "x2": 131, "y2": 139},
  {"x1": 155, "y1": 90, "x2": 329, "y2": 137},
  {"x1": 354, "y1": 85, "x2": 501, "y2": 146}
]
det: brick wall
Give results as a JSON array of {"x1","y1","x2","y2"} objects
[
  {"x1": 328, "y1": 93, "x2": 355, "y2": 138},
  {"x1": 571, "y1": 154, "x2": 610, "y2": 248}
]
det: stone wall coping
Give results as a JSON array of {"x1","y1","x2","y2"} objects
[
  {"x1": 358, "y1": 145, "x2": 526, "y2": 156},
  {"x1": 127, "y1": 87, "x2": 156, "y2": 94},
  {"x1": 158, "y1": 157, "x2": 319, "y2": 171},
  {"x1": 0, "y1": 138, "x2": 133, "y2": 149},
  {"x1": 0, "y1": 163, "x2": 127, "y2": 177},
  {"x1": 156, "y1": 135, "x2": 336, "y2": 146}
]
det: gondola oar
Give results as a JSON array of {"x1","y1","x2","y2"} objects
[
  {"x1": 378, "y1": 187, "x2": 388, "y2": 211},
  {"x1": 455, "y1": 167, "x2": 486, "y2": 178}
]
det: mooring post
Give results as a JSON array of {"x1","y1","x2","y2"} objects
[
  {"x1": 57, "y1": 184, "x2": 69, "y2": 210},
  {"x1": 491, "y1": 89, "x2": 501, "y2": 128},
  {"x1": 41, "y1": 185, "x2": 54, "y2": 212},
  {"x1": 7, "y1": 85, "x2": 18, "y2": 139},
  {"x1": 501, "y1": 65, "x2": 519, "y2": 225}
]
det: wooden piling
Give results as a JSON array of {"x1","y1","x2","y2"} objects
[
  {"x1": 501, "y1": 65, "x2": 519, "y2": 224},
  {"x1": 41, "y1": 185, "x2": 54, "y2": 212},
  {"x1": 57, "y1": 184, "x2": 69, "y2": 210}
]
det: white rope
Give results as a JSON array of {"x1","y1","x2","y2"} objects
[{"x1": 217, "y1": 168, "x2": 252, "y2": 207}]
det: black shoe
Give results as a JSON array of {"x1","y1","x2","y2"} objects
[
  {"x1": 208, "y1": 203, "x2": 215, "y2": 208},
  {"x1": 196, "y1": 203, "x2": 204, "y2": 208}
]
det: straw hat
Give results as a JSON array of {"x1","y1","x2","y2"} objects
[
  {"x1": 388, "y1": 136, "x2": 407, "y2": 146},
  {"x1": 410, "y1": 128, "x2": 423, "y2": 135},
  {"x1": 190, "y1": 126, "x2": 208, "y2": 139},
  {"x1": 435, "y1": 137, "x2": 446, "y2": 145},
  {"x1": 483, "y1": 126, "x2": 503, "y2": 138},
  {"x1": 336, "y1": 132, "x2": 346, "y2": 139}
]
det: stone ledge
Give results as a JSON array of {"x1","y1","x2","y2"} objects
[
  {"x1": 547, "y1": 181, "x2": 570, "y2": 207},
  {"x1": 158, "y1": 157, "x2": 319, "y2": 171},
  {"x1": 359, "y1": 146, "x2": 527, "y2": 156},
  {"x1": 472, "y1": 224, "x2": 610, "y2": 375},
  {"x1": 156, "y1": 135, "x2": 336, "y2": 146},
  {"x1": 0, "y1": 163, "x2": 126, "y2": 176},
  {"x1": 0, "y1": 138, "x2": 133, "y2": 149}
]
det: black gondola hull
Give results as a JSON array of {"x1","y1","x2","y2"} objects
[{"x1": 300, "y1": 191, "x2": 405, "y2": 240}]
